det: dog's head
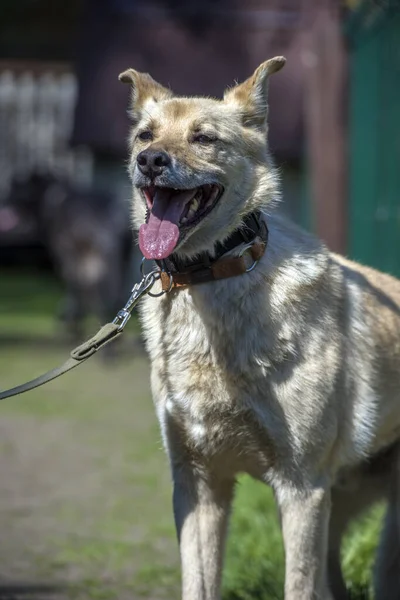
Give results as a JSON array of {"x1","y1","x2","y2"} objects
[{"x1": 120, "y1": 57, "x2": 285, "y2": 260}]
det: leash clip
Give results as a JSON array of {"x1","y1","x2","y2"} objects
[
  {"x1": 113, "y1": 270, "x2": 157, "y2": 331},
  {"x1": 113, "y1": 308, "x2": 132, "y2": 331}
]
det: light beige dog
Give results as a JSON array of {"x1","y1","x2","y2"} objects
[{"x1": 119, "y1": 57, "x2": 400, "y2": 600}]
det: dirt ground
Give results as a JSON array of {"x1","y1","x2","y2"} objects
[{"x1": 0, "y1": 340, "x2": 180, "y2": 600}]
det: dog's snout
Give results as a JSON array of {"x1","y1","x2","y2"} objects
[{"x1": 137, "y1": 150, "x2": 171, "y2": 178}]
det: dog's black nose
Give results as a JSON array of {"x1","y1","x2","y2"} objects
[{"x1": 137, "y1": 150, "x2": 171, "y2": 178}]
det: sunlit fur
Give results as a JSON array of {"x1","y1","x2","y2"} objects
[{"x1": 120, "y1": 59, "x2": 400, "y2": 600}]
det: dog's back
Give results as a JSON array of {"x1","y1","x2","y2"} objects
[{"x1": 333, "y1": 253, "x2": 400, "y2": 454}]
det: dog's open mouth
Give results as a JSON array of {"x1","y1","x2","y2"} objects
[{"x1": 138, "y1": 184, "x2": 223, "y2": 260}]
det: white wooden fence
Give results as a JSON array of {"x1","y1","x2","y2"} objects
[{"x1": 0, "y1": 62, "x2": 93, "y2": 203}]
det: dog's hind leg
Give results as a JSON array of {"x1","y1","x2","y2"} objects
[
  {"x1": 374, "y1": 503, "x2": 400, "y2": 600},
  {"x1": 327, "y1": 530, "x2": 348, "y2": 600},
  {"x1": 328, "y1": 486, "x2": 371, "y2": 600},
  {"x1": 172, "y1": 464, "x2": 234, "y2": 600},
  {"x1": 374, "y1": 449, "x2": 400, "y2": 600},
  {"x1": 328, "y1": 449, "x2": 398, "y2": 600}
]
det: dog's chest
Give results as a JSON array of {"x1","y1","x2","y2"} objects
[{"x1": 140, "y1": 290, "x2": 277, "y2": 471}]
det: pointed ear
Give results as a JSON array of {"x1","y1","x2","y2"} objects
[
  {"x1": 118, "y1": 69, "x2": 173, "y2": 124},
  {"x1": 224, "y1": 56, "x2": 286, "y2": 130}
]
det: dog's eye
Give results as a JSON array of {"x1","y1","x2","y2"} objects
[
  {"x1": 138, "y1": 130, "x2": 153, "y2": 141},
  {"x1": 192, "y1": 134, "x2": 217, "y2": 144}
]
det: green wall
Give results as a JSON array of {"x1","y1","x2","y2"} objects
[{"x1": 348, "y1": 1, "x2": 400, "y2": 275}]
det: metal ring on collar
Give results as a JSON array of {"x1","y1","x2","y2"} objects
[
  {"x1": 238, "y1": 242, "x2": 259, "y2": 273},
  {"x1": 140, "y1": 258, "x2": 173, "y2": 296},
  {"x1": 148, "y1": 271, "x2": 173, "y2": 297}
]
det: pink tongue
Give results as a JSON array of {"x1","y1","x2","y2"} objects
[{"x1": 139, "y1": 188, "x2": 195, "y2": 259}]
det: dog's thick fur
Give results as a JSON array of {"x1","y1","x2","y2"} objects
[{"x1": 120, "y1": 58, "x2": 400, "y2": 599}]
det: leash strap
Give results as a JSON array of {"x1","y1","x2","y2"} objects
[
  {"x1": 0, "y1": 271, "x2": 158, "y2": 401},
  {"x1": 0, "y1": 323, "x2": 122, "y2": 400}
]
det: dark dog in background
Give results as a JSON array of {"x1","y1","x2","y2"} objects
[{"x1": 7, "y1": 173, "x2": 133, "y2": 341}]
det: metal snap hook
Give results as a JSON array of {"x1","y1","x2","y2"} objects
[{"x1": 140, "y1": 256, "x2": 156, "y2": 279}]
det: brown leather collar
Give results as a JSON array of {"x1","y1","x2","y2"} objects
[{"x1": 157, "y1": 211, "x2": 268, "y2": 291}]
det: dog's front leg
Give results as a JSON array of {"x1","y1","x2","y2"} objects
[
  {"x1": 172, "y1": 465, "x2": 234, "y2": 600},
  {"x1": 278, "y1": 484, "x2": 333, "y2": 600}
]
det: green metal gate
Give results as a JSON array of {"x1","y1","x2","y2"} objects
[{"x1": 347, "y1": 0, "x2": 400, "y2": 275}]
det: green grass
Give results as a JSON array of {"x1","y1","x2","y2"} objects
[
  {"x1": 1, "y1": 268, "x2": 63, "y2": 336},
  {"x1": 0, "y1": 269, "x2": 385, "y2": 598},
  {"x1": 223, "y1": 479, "x2": 383, "y2": 600},
  {"x1": 224, "y1": 478, "x2": 284, "y2": 600},
  {"x1": 0, "y1": 267, "x2": 141, "y2": 338}
]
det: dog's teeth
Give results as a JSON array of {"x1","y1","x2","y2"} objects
[
  {"x1": 181, "y1": 216, "x2": 188, "y2": 224},
  {"x1": 187, "y1": 207, "x2": 196, "y2": 219},
  {"x1": 191, "y1": 198, "x2": 199, "y2": 212},
  {"x1": 205, "y1": 188, "x2": 219, "y2": 208}
]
